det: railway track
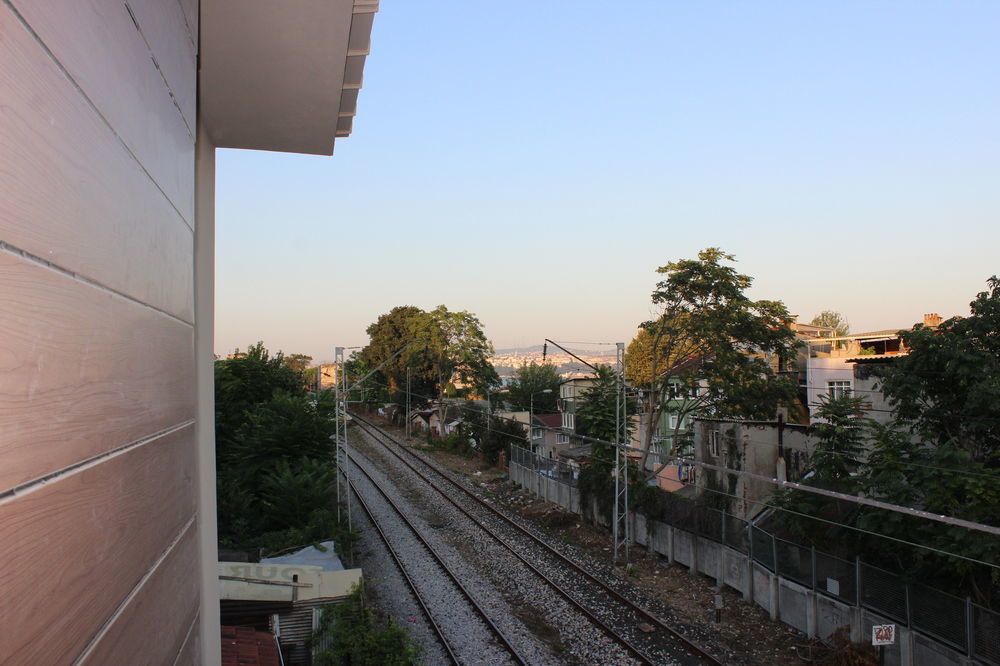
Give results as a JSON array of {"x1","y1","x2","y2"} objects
[
  {"x1": 348, "y1": 411, "x2": 725, "y2": 666},
  {"x1": 344, "y1": 444, "x2": 530, "y2": 665}
]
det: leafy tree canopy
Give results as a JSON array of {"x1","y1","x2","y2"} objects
[
  {"x1": 637, "y1": 248, "x2": 799, "y2": 471},
  {"x1": 810, "y1": 310, "x2": 850, "y2": 336},
  {"x1": 878, "y1": 276, "x2": 1000, "y2": 465},
  {"x1": 576, "y1": 365, "x2": 635, "y2": 445},
  {"x1": 504, "y1": 362, "x2": 561, "y2": 413},
  {"x1": 282, "y1": 353, "x2": 313, "y2": 374},
  {"x1": 359, "y1": 305, "x2": 499, "y2": 404},
  {"x1": 215, "y1": 342, "x2": 306, "y2": 456}
]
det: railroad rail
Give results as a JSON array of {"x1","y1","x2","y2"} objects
[
  {"x1": 348, "y1": 411, "x2": 725, "y2": 666},
  {"x1": 343, "y1": 445, "x2": 530, "y2": 665}
]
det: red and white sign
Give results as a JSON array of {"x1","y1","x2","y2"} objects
[{"x1": 872, "y1": 624, "x2": 896, "y2": 646}]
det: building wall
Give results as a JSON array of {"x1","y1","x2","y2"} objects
[{"x1": 0, "y1": 0, "x2": 202, "y2": 662}]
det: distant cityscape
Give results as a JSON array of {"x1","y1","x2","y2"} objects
[{"x1": 490, "y1": 345, "x2": 619, "y2": 380}]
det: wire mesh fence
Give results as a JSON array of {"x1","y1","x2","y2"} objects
[
  {"x1": 909, "y1": 582, "x2": 968, "y2": 651},
  {"x1": 510, "y1": 445, "x2": 997, "y2": 660},
  {"x1": 510, "y1": 445, "x2": 579, "y2": 486},
  {"x1": 973, "y1": 604, "x2": 1000, "y2": 666},
  {"x1": 859, "y1": 562, "x2": 908, "y2": 624},
  {"x1": 774, "y1": 537, "x2": 813, "y2": 588},
  {"x1": 814, "y1": 550, "x2": 856, "y2": 605}
]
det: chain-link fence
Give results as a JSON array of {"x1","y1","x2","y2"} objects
[
  {"x1": 973, "y1": 604, "x2": 1000, "y2": 665},
  {"x1": 909, "y1": 582, "x2": 968, "y2": 651},
  {"x1": 510, "y1": 445, "x2": 578, "y2": 486},
  {"x1": 510, "y1": 445, "x2": 998, "y2": 662}
]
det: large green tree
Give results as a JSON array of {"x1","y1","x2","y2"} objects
[
  {"x1": 504, "y1": 362, "x2": 561, "y2": 413},
  {"x1": 214, "y1": 343, "x2": 342, "y2": 552},
  {"x1": 636, "y1": 249, "x2": 799, "y2": 475},
  {"x1": 810, "y1": 310, "x2": 850, "y2": 336},
  {"x1": 878, "y1": 276, "x2": 1000, "y2": 465},
  {"x1": 359, "y1": 306, "x2": 437, "y2": 403},
  {"x1": 576, "y1": 365, "x2": 635, "y2": 444},
  {"x1": 360, "y1": 305, "x2": 499, "y2": 406}
]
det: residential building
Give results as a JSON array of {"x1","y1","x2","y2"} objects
[
  {"x1": 0, "y1": 2, "x2": 378, "y2": 662},
  {"x1": 802, "y1": 315, "x2": 943, "y2": 424},
  {"x1": 694, "y1": 415, "x2": 811, "y2": 519},
  {"x1": 532, "y1": 413, "x2": 566, "y2": 459}
]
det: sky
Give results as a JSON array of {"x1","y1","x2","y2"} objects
[{"x1": 215, "y1": 1, "x2": 999, "y2": 362}]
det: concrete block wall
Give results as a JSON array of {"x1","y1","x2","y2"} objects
[{"x1": 509, "y1": 463, "x2": 978, "y2": 666}]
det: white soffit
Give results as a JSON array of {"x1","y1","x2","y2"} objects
[{"x1": 200, "y1": 0, "x2": 377, "y2": 155}]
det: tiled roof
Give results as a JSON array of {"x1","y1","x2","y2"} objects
[
  {"x1": 221, "y1": 626, "x2": 281, "y2": 666},
  {"x1": 534, "y1": 413, "x2": 563, "y2": 428}
]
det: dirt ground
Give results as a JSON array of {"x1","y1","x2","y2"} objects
[{"x1": 371, "y1": 423, "x2": 838, "y2": 665}]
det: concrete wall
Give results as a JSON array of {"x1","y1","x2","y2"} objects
[
  {"x1": 510, "y1": 463, "x2": 980, "y2": 666},
  {"x1": 0, "y1": 1, "x2": 201, "y2": 663}
]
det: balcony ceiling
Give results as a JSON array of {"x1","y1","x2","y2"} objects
[{"x1": 199, "y1": 0, "x2": 377, "y2": 155}]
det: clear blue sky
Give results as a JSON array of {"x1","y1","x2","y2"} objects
[{"x1": 215, "y1": 1, "x2": 999, "y2": 361}]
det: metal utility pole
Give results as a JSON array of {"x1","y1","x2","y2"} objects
[
  {"x1": 335, "y1": 347, "x2": 352, "y2": 529},
  {"x1": 612, "y1": 341, "x2": 629, "y2": 564}
]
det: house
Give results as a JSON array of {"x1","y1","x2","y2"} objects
[
  {"x1": 0, "y1": 1, "x2": 379, "y2": 662},
  {"x1": 532, "y1": 413, "x2": 566, "y2": 459},
  {"x1": 692, "y1": 415, "x2": 812, "y2": 520},
  {"x1": 802, "y1": 315, "x2": 943, "y2": 424},
  {"x1": 220, "y1": 541, "x2": 363, "y2": 665}
]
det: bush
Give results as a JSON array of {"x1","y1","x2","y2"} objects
[{"x1": 313, "y1": 585, "x2": 421, "y2": 665}]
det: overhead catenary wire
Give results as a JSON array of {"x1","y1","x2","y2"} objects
[{"x1": 348, "y1": 374, "x2": 1000, "y2": 539}]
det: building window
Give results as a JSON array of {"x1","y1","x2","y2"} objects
[
  {"x1": 557, "y1": 433, "x2": 569, "y2": 444},
  {"x1": 669, "y1": 414, "x2": 679, "y2": 430},
  {"x1": 709, "y1": 431, "x2": 720, "y2": 457},
  {"x1": 564, "y1": 413, "x2": 575, "y2": 430},
  {"x1": 828, "y1": 380, "x2": 851, "y2": 399},
  {"x1": 532, "y1": 427, "x2": 543, "y2": 440}
]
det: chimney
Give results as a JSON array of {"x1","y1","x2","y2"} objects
[{"x1": 923, "y1": 313, "x2": 942, "y2": 328}]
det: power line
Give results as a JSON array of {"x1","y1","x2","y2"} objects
[{"x1": 353, "y1": 374, "x2": 1000, "y2": 539}]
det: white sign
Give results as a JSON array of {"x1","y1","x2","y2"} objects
[{"x1": 872, "y1": 624, "x2": 896, "y2": 646}]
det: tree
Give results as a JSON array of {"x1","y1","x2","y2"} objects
[
  {"x1": 282, "y1": 353, "x2": 313, "y2": 374},
  {"x1": 504, "y1": 362, "x2": 561, "y2": 413},
  {"x1": 313, "y1": 585, "x2": 421, "y2": 665},
  {"x1": 809, "y1": 394, "x2": 870, "y2": 491},
  {"x1": 878, "y1": 276, "x2": 1000, "y2": 465},
  {"x1": 462, "y1": 401, "x2": 526, "y2": 465},
  {"x1": 215, "y1": 342, "x2": 306, "y2": 458},
  {"x1": 576, "y1": 365, "x2": 635, "y2": 444},
  {"x1": 214, "y1": 342, "x2": 347, "y2": 553},
  {"x1": 359, "y1": 306, "x2": 437, "y2": 403},
  {"x1": 810, "y1": 310, "x2": 850, "y2": 336},
  {"x1": 637, "y1": 249, "x2": 799, "y2": 475},
  {"x1": 419, "y1": 305, "x2": 500, "y2": 401},
  {"x1": 359, "y1": 305, "x2": 499, "y2": 406}
]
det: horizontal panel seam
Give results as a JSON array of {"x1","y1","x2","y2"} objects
[
  {"x1": 171, "y1": 608, "x2": 201, "y2": 666},
  {"x1": 0, "y1": 241, "x2": 195, "y2": 327},
  {"x1": 1, "y1": 0, "x2": 195, "y2": 231},
  {"x1": 73, "y1": 514, "x2": 198, "y2": 666},
  {"x1": 0, "y1": 420, "x2": 195, "y2": 503},
  {"x1": 123, "y1": 0, "x2": 195, "y2": 140}
]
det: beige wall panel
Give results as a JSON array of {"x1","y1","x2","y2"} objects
[
  {"x1": 8, "y1": 0, "x2": 195, "y2": 222},
  {"x1": 0, "y1": 426, "x2": 197, "y2": 664},
  {"x1": 125, "y1": 0, "x2": 197, "y2": 127},
  {"x1": 82, "y1": 523, "x2": 200, "y2": 666},
  {"x1": 173, "y1": 615, "x2": 203, "y2": 666},
  {"x1": 177, "y1": 0, "x2": 199, "y2": 52},
  {"x1": 0, "y1": 252, "x2": 194, "y2": 493},
  {"x1": 0, "y1": 6, "x2": 193, "y2": 321}
]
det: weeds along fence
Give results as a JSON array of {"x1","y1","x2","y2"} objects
[{"x1": 509, "y1": 445, "x2": 998, "y2": 666}]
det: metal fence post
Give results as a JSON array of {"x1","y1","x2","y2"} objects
[
  {"x1": 811, "y1": 546, "x2": 817, "y2": 591},
  {"x1": 855, "y1": 556, "x2": 862, "y2": 607},
  {"x1": 966, "y1": 597, "x2": 974, "y2": 656},
  {"x1": 772, "y1": 533, "x2": 779, "y2": 577}
]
